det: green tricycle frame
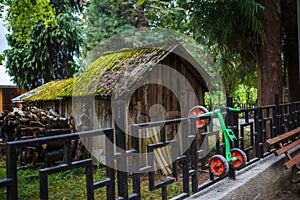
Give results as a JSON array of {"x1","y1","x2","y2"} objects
[{"x1": 189, "y1": 105, "x2": 247, "y2": 177}]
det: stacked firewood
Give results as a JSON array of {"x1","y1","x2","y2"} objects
[
  {"x1": 0, "y1": 106, "x2": 72, "y2": 141},
  {"x1": 0, "y1": 106, "x2": 73, "y2": 165}
]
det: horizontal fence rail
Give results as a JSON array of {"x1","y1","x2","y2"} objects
[
  {"x1": 0, "y1": 95, "x2": 300, "y2": 199},
  {"x1": 0, "y1": 128, "x2": 114, "y2": 200}
]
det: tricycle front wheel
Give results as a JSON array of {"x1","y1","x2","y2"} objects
[{"x1": 209, "y1": 155, "x2": 229, "y2": 177}]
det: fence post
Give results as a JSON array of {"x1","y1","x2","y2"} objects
[
  {"x1": 105, "y1": 130, "x2": 115, "y2": 199},
  {"x1": 256, "y1": 108, "x2": 263, "y2": 158},
  {"x1": 181, "y1": 119, "x2": 190, "y2": 195},
  {"x1": 6, "y1": 144, "x2": 18, "y2": 200},
  {"x1": 274, "y1": 94, "x2": 280, "y2": 137},
  {"x1": 113, "y1": 101, "x2": 128, "y2": 200},
  {"x1": 189, "y1": 117, "x2": 198, "y2": 193},
  {"x1": 131, "y1": 126, "x2": 140, "y2": 199},
  {"x1": 226, "y1": 96, "x2": 239, "y2": 148},
  {"x1": 226, "y1": 96, "x2": 237, "y2": 179}
]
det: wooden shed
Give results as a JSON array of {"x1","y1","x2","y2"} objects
[{"x1": 13, "y1": 41, "x2": 209, "y2": 129}]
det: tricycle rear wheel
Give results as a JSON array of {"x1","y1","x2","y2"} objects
[
  {"x1": 189, "y1": 106, "x2": 209, "y2": 128},
  {"x1": 230, "y1": 148, "x2": 247, "y2": 170}
]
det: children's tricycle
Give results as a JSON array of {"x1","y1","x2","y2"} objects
[{"x1": 189, "y1": 105, "x2": 247, "y2": 177}]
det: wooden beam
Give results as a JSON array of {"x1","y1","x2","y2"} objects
[
  {"x1": 284, "y1": 153, "x2": 300, "y2": 169},
  {"x1": 275, "y1": 140, "x2": 300, "y2": 156},
  {"x1": 266, "y1": 127, "x2": 300, "y2": 145}
]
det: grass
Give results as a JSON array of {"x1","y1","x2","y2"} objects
[{"x1": 0, "y1": 159, "x2": 183, "y2": 199}]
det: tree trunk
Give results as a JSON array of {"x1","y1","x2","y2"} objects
[
  {"x1": 282, "y1": 1, "x2": 300, "y2": 102},
  {"x1": 257, "y1": 0, "x2": 283, "y2": 106}
]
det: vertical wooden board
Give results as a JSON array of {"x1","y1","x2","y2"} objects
[
  {"x1": 157, "y1": 62, "x2": 163, "y2": 121},
  {"x1": 175, "y1": 54, "x2": 181, "y2": 114},
  {"x1": 69, "y1": 99, "x2": 72, "y2": 116},
  {"x1": 154, "y1": 66, "x2": 159, "y2": 120},
  {"x1": 130, "y1": 92, "x2": 138, "y2": 123},
  {"x1": 65, "y1": 100, "x2": 68, "y2": 118},
  {"x1": 108, "y1": 100, "x2": 112, "y2": 127},
  {"x1": 198, "y1": 86, "x2": 204, "y2": 106},
  {"x1": 161, "y1": 56, "x2": 171, "y2": 116},
  {"x1": 99, "y1": 99, "x2": 103, "y2": 128},
  {"x1": 170, "y1": 54, "x2": 178, "y2": 113},
  {"x1": 144, "y1": 78, "x2": 150, "y2": 122},
  {"x1": 180, "y1": 60, "x2": 189, "y2": 117},
  {"x1": 135, "y1": 86, "x2": 144, "y2": 123},
  {"x1": 187, "y1": 70, "x2": 194, "y2": 110},
  {"x1": 100, "y1": 100, "x2": 105, "y2": 128},
  {"x1": 103, "y1": 100, "x2": 107, "y2": 128},
  {"x1": 187, "y1": 65, "x2": 199, "y2": 112},
  {"x1": 67, "y1": 99, "x2": 72, "y2": 118},
  {"x1": 60, "y1": 101, "x2": 64, "y2": 117},
  {"x1": 148, "y1": 70, "x2": 157, "y2": 122},
  {"x1": 139, "y1": 86, "x2": 146, "y2": 117},
  {"x1": 186, "y1": 67, "x2": 192, "y2": 115},
  {"x1": 92, "y1": 99, "x2": 104, "y2": 151}
]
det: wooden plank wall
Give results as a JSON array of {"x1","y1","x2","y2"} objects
[{"x1": 129, "y1": 53, "x2": 206, "y2": 124}]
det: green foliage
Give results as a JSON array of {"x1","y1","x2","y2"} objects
[
  {"x1": 204, "y1": 91, "x2": 226, "y2": 109},
  {"x1": 190, "y1": 0, "x2": 264, "y2": 95},
  {"x1": 232, "y1": 84, "x2": 257, "y2": 104},
  {"x1": 143, "y1": 0, "x2": 187, "y2": 31},
  {"x1": 192, "y1": 0, "x2": 264, "y2": 51},
  {"x1": 81, "y1": 0, "x2": 189, "y2": 62},
  {"x1": 0, "y1": 54, "x2": 4, "y2": 65},
  {"x1": 0, "y1": 2, "x2": 3, "y2": 18},
  {"x1": 3, "y1": 0, "x2": 82, "y2": 89},
  {"x1": 81, "y1": 0, "x2": 136, "y2": 55},
  {"x1": 205, "y1": 84, "x2": 257, "y2": 108},
  {"x1": 3, "y1": 0, "x2": 57, "y2": 42}
]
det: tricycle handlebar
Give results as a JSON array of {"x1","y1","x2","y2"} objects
[{"x1": 220, "y1": 106, "x2": 241, "y2": 112}]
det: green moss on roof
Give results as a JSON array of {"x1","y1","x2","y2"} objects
[
  {"x1": 20, "y1": 78, "x2": 75, "y2": 101},
  {"x1": 73, "y1": 46, "x2": 171, "y2": 96},
  {"x1": 16, "y1": 42, "x2": 179, "y2": 102}
]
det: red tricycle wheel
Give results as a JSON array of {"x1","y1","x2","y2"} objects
[
  {"x1": 208, "y1": 155, "x2": 229, "y2": 177},
  {"x1": 230, "y1": 148, "x2": 247, "y2": 170},
  {"x1": 189, "y1": 106, "x2": 209, "y2": 128}
]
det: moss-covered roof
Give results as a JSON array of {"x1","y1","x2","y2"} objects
[
  {"x1": 12, "y1": 78, "x2": 75, "y2": 102},
  {"x1": 13, "y1": 41, "x2": 209, "y2": 102},
  {"x1": 73, "y1": 43, "x2": 176, "y2": 97}
]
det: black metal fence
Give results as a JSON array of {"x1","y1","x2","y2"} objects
[{"x1": 1, "y1": 95, "x2": 300, "y2": 199}]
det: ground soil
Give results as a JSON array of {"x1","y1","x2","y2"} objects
[
  {"x1": 273, "y1": 182, "x2": 300, "y2": 200},
  {"x1": 273, "y1": 171, "x2": 300, "y2": 200}
]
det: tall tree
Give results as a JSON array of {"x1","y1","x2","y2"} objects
[
  {"x1": 282, "y1": 0, "x2": 300, "y2": 102},
  {"x1": 257, "y1": 0, "x2": 282, "y2": 106},
  {"x1": 191, "y1": 0, "x2": 264, "y2": 97},
  {"x1": 81, "y1": 0, "x2": 136, "y2": 55},
  {"x1": 2, "y1": 0, "x2": 82, "y2": 89}
]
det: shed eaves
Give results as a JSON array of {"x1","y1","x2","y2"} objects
[{"x1": 12, "y1": 78, "x2": 75, "y2": 102}]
